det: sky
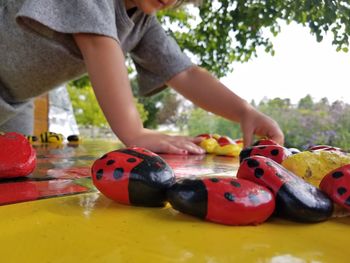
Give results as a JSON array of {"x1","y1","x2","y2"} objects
[{"x1": 221, "y1": 22, "x2": 350, "y2": 104}]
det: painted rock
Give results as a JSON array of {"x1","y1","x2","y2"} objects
[
  {"x1": 320, "y1": 164, "x2": 350, "y2": 212},
  {"x1": 196, "y1": 134, "x2": 242, "y2": 156},
  {"x1": 167, "y1": 177, "x2": 275, "y2": 225},
  {"x1": 0, "y1": 132, "x2": 36, "y2": 178},
  {"x1": 26, "y1": 135, "x2": 39, "y2": 144},
  {"x1": 91, "y1": 147, "x2": 175, "y2": 207},
  {"x1": 240, "y1": 145, "x2": 292, "y2": 164},
  {"x1": 308, "y1": 145, "x2": 344, "y2": 153},
  {"x1": 282, "y1": 150, "x2": 350, "y2": 187},
  {"x1": 40, "y1": 131, "x2": 64, "y2": 143},
  {"x1": 237, "y1": 156, "x2": 333, "y2": 222},
  {"x1": 252, "y1": 138, "x2": 279, "y2": 146},
  {"x1": 213, "y1": 143, "x2": 242, "y2": 157},
  {"x1": 67, "y1": 134, "x2": 80, "y2": 142},
  {"x1": 199, "y1": 138, "x2": 218, "y2": 153}
]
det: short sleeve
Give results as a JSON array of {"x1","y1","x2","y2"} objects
[
  {"x1": 16, "y1": 0, "x2": 119, "y2": 45},
  {"x1": 130, "y1": 17, "x2": 193, "y2": 96}
]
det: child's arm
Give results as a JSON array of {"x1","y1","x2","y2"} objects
[
  {"x1": 167, "y1": 66, "x2": 284, "y2": 146},
  {"x1": 73, "y1": 33, "x2": 204, "y2": 154}
]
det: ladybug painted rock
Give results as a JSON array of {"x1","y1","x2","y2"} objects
[
  {"x1": 252, "y1": 139, "x2": 279, "y2": 146},
  {"x1": 167, "y1": 177, "x2": 275, "y2": 225},
  {"x1": 91, "y1": 147, "x2": 175, "y2": 207},
  {"x1": 320, "y1": 164, "x2": 350, "y2": 212},
  {"x1": 308, "y1": 145, "x2": 345, "y2": 153},
  {"x1": 0, "y1": 132, "x2": 36, "y2": 178},
  {"x1": 237, "y1": 156, "x2": 333, "y2": 222},
  {"x1": 239, "y1": 145, "x2": 292, "y2": 164}
]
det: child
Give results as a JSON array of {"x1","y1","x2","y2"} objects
[{"x1": 0, "y1": 0, "x2": 284, "y2": 154}]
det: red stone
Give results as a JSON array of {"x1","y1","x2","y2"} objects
[{"x1": 0, "y1": 132, "x2": 36, "y2": 178}]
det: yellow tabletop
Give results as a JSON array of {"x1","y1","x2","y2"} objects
[{"x1": 0, "y1": 141, "x2": 349, "y2": 263}]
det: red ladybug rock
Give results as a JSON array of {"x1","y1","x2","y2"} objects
[
  {"x1": 239, "y1": 145, "x2": 292, "y2": 164},
  {"x1": 308, "y1": 145, "x2": 344, "y2": 153},
  {"x1": 320, "y1": 164, "x2": 350, "y2": 212},
  {"x1": 91, "y1": 147, "x2": 175, "y2": 207},
  {"x1": 196, "y1": 133, "x2": 212, "y2": 140},
  {"x1": 252, "y1": 139, "x2": 279, "y2": 146},
  {"x1": 217, "y1": 136, "x2": 235, "y2": 146},
  {"x1": 0, "y1": 132, "x2": 36, "y2": 178},
  {"x1": 167, "y1": 177, "x2": 275, "y2": 225},
  {"x1": 237, "y1": 156, "x2": 333, "y2": 222}
]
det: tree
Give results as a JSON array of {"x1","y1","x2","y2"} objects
[
  {"x1": 298, "y1": 94, "x2": 314, "y2": 110},
  {"x1": 67, "y1": 81, "x2": 148, "y2": 128},
  {"x1": 160, "y1": 0, "x2": 350, "y2": 77}
]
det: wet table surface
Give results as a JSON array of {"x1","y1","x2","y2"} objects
[{"x1": 0, "y1": 140, "x2": 349, "y2": 263}]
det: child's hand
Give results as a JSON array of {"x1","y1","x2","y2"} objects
[
  {"x1": 124, "y1": 129, "x2": 206, "y2": 155},
  {"x1": 240, "y1": 106, "x2": 284, "y2": 147}
]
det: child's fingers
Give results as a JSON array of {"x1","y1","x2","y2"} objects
[
  {"x1": 242, "y1": 130, "x2": 253, "y2": 147},
  {"x1": 169, "y1": 137, "x2": 205, "y2": 155}
]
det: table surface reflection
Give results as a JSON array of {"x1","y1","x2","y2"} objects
[{"x1": 0, "y1": 140, "x2": 349, "y2": 263}]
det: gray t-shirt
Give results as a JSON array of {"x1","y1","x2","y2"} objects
[{"x1": 0, "y1": 0, "x2": 192, "y2": 124}]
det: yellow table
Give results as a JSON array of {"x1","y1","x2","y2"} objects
[{"x1": 0, "y1": 141, "x2": 349, "y2": 262}]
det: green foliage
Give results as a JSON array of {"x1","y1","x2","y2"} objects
[
  {"x1": 182, "y1": 95, "x2": 350, "y2": 151},
  {"x1": 67, "y1": 82, "x2": 108, "y2": 127},
  {"x1": 257, "y1": 95, "x2": 350, "y2": 151},
  {"x1": 159, "y1": 0, "x2": 350, "y2": 77},
  {"x1": 187, "y1": 107, "x2": 241, "y2": 138},
  {"x1": 67, "y1": 80, "x2": 148, "y2": 127}
]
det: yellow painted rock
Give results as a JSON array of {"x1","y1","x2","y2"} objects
[
  {"x1": 199, "y1": 138, "x2": 219, "y2": 153},
  {"x1": 40, "y1": 132, "x2": 64, "y2": 144},
  {"x1": 213, "y1": 144, "x2": 242, "y2": 157},
  {"x1": 281, "y1": 151, "x2": 350, "y2": 187}
]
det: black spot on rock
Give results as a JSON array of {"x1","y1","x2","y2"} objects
[
  {"x1": 332, "y1": 171, "x2": 344, "y2": 179},
  {"x1": 239, "y1": 148, "x2": 253, "y2": 163},
  {"x1": 230, "y1": 180, "x2": 241, "y2": 187},
  {"x1": 224, "y1": 192, "x2": 235, "y2": 202},
  {"x1": 113, "y1": 168, "x2": 124, "y2": 180},
  {"x1": 254, "y1": 168, "x2": 264, "y2": 178},
  {"x1": 271, "y1": 149, "x2": 279, "y2": 156},
  {"x1": 106, "y1": 160, "x2": 115, "y2": 165},
  {"x1": 247, "y1": 159, "x2": 260, "y2": 168},
  {"x1": 337, "y1": 187, "x2": 347, "y2": 196},
  {"x1": 96, "y1": 169, "x2": 104, "y2": 180}
]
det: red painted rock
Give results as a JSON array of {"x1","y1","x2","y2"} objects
[
  {"x1": 320, "y1": 164, "x2": 350, "y2": 212},
  {"x1": 239, "y1": 145, "x2": 292, "y2": 164},
  {"x1": 252, "y1": 139, "x2": 279, "y2": 146},
  {"x1": 308, "y1": 145, "x2": 344, "y2": 153},
  {"x1": 91, "y1": 147, "x2": 175, "y2": 207},
  {"x1": 0, "y1": 132, "x2": 36, "y2": 178},
  {"x1": 167, "y1": 177, "x2": 275, "y2": 225},
  {"x1": 237, "y1": 156, "x2": 333, "y2": 222}
]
